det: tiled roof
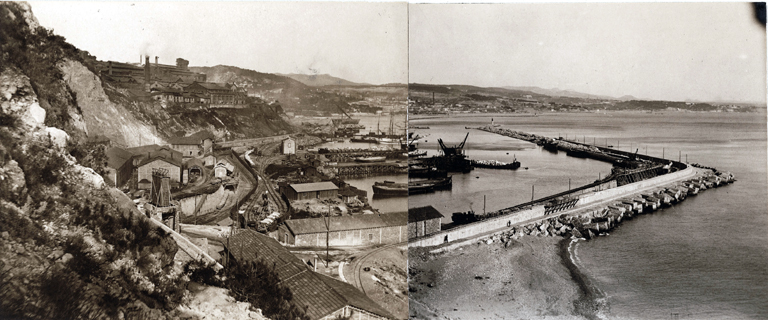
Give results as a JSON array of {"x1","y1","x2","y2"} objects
[
  {"x1": 408, "y1": 206, "x2": 444, "y2": 223},
  {"x1": 289, "y1": 181, "x2": 339, "y2": 193},
  {"x1": 284, "y1": 212, "x2": 406, "y2": 235},
  {"x1": 317, "y1": 275, "x2": 395, "y2": 319},
  {"x1": 227, "y1": 230, "x2": 392, "y2": 319}
]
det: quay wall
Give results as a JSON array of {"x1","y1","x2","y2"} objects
[
  {"x1": 578, "y1": 165, "x2": 695, "y2": 206},
  {"x1": 409, "y1": 205, "x2": 545, "y2": 247},
  {"x1": 410, "y1": 166, "x2": 695, "y2": 248}
]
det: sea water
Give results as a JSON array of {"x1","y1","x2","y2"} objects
[{"x1": 409, "y1": 112, "x2": 768, "y2": 319}]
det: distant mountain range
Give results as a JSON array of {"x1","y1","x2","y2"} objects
[
  {"x1": 277, "y1": 73, "x2": 370, "y2": 87},
  {"x1": 502, "y1": 86, "x2": 636, "y2": 101}
]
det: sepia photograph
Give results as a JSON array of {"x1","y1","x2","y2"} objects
[
  {"x1": 407, "y1": 3, "x2": 766, "y2": 320},
  {"x1": 0, "y1": 1, "x2": 766, "y2": 320},
  {"x1": 1, "y1": 1, "x2": 407, "y2": 319}
]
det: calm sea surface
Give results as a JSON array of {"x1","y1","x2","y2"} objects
[{"x1": 409, "y1": 112, "x2": 768, "y2": 319}]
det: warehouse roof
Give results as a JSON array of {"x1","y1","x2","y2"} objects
[
  {"x1": 408, "y1": 206, "x2": 444, "y2": 223},
  {"x1": 226, "y1": 230, "x2": 393, "y2": 320},
  {"x1": 289, "y1": 181, "x2": 338, "y2": 193},
  {"x1": 284, "y1": 212, "x2": 406, "y2": 235}
]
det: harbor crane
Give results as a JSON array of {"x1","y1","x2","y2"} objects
[{"x1": 438, "y1": 132, "x2": 469, "y2": 156}]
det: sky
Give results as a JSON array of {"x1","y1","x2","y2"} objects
[
  {"x1": 29, "y1": 1, "x2": 408, "y2": 85},
  {"x1": 410, "y1": 3, "x2": 766, "y2": 103},
  {"x1": 26, "y1": 2, "x2": 767, "y2": 103}
]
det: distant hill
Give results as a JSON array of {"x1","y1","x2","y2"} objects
[
  {"x1": 277, "y1": 73, "x2": 369, "y2": 87},
  {"x1": 191, "y1": 65, "x2": 364, "y2": 115},
  {"x1": 502, "y1": 86, "x2": 619, "y2": 101}
]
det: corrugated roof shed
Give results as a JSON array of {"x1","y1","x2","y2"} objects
[
  {"x1": 285, "y1": 212, "x2": 407, "y2": 235},
  {"x1": 290, "y1": 181, "x2": 339, "y2": 193},
  {"x1": 408, "y1": 206, "x2": 444, "y2": 223},
  {"x1": 227, "y1": 230, "x2": 393, "y2": 320}
]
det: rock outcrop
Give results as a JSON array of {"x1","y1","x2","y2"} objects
[{"x1": 59, "y1": 59, "x2": 164, "y2": 147}]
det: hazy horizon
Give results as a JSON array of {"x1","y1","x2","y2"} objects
[{"x1": 410, "y1": 3, "x2": 766, "y2": 104}]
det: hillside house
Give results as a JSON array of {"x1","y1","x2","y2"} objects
[
  {"x1": 282, "y1": 181, "x2": 338, "y2": 201},
  {"x1": 279, "y1": 212, "x2": 407, "y2": 247},
  {"x1": 282, "y1": 137, "x2": 296, "y2": 154},
  {"x1": 168, "y1": 131, "x2": 215, "y2": 157},
  {"x1": 408, "y1": 206, "x2": 443, "y2": 239},
  {"x1": 225, "y1": 230, "x2": 393, "y2": 320}
]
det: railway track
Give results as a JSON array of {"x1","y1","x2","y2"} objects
[{"x1": 350, "y1": 241, "x2": 407, "y2": 295}]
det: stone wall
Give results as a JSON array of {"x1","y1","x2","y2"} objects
[
  {"x1": 577, "y1": 166, "x2": 695, "y2": 206},
  {"x1": 409, "y1": 205, "x2": 545, "y2": 247},
  {"x1": 410, "y1": 165, "x2": 695, "y2": 248},
  {"x1": 293, "y1": 226, "x2": 406, "y2": 247}
]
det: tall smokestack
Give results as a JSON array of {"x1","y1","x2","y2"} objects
[
  {"x1": 155, "y1": 56, "x2": 158, "y2": 65},
  {"x1": 144, "y1": 56, "x2": 150, "y2": 84}
]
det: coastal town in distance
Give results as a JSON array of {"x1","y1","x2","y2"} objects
[{"x1": 0, "y1": 2, "x2": 766, "y2": 320}]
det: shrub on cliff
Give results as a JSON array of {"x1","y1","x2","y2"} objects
[{"x1": 185, "y1": 258, "x2": 310, "y2": 320}]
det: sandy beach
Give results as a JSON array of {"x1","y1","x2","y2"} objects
[{"x1": 409, "y1": 235, "x2": 604, "y2": 320}]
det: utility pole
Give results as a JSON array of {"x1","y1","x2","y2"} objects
[
  {"x1": 325, "y1": 204, "x2": 330, "y2": 267},
  {"x1": 531, "y1": 185, "x2": 535, "y2": 201},
  {"x1": 679, "y1": 150, "x2": 681, "y2": 162},
  {"x1": 663, "y1": 147, "x2": 665, "y2": 159},
  {"x1": 569, "y1": 178, "x2": 571, "y2": 191}
]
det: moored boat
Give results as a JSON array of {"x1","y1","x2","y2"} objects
[
  {"x1": 471, "y1": 158, "x2": 521, "y2": 170},
  {"x1": 355, "y1": 156, "x2": 387, "y2": 163},
  {"x1": 372, "y1": 181, "x2": 408, "y2": 196}
]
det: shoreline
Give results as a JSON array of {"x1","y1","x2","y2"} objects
[{"x1": 558, "y1": 237, "x2": 606, "y2": 320}]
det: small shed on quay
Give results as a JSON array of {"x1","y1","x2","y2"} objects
[
  {"x1": 408, "y1": 206, "x2": 443, "y2": 239},
  {"x1": 225, "y1": 230, "x2": 393, "y2": 320},
  {"x1": 282, "y1": 181, "x2": 339, "y2": 201},
  {"x1": 278, "y1": 212, "x2": 407, "y2": 247}
]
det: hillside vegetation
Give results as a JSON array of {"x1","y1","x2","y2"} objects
[{"x1": 0, "y1": 2, "x2": 310, "y2": 319}]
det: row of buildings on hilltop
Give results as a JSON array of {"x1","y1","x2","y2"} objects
[{"x1": 96, "y1": 55, "x2": 249, "y2": 108}]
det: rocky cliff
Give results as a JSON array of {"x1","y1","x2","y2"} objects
[{"x1": 1, "y1": 2, "x2": 293, "y2": 149}]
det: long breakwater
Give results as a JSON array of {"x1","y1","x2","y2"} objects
[{"x1": 409, "y1": 127, "x2": 735, "y2": 248}]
